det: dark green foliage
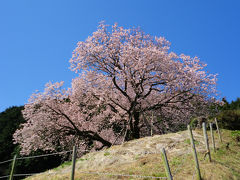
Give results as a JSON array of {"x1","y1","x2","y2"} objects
[
  {"x1": 0, "y1": 106, "x2": 25, "y2": 176},
  {"x1": 218, "y1": 97, "x2": 240, "y2": 111},
  {"x1": 0, "y1": 106, "x2": 64, "y2": 179},
  {"x1": 12, "y1": 148, "x2": 64, "y2": 179},
  {"x1": 217, "y1": 110, "x2": 240, "y2": 130},
  {"x1": 225, "y1": 97, "x2": 240, "y2": 110},
  {"x1": 217, "y1": 98, "x2": 240, "y2": 130},
  {"x1": 0, "y1": 106, "x2": 25, "y2": 158}
]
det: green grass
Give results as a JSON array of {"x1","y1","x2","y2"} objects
[
  {"x1": 184, "y1": 138, "x2": 200, "y2": 145},
  {"x1": 231, "y1": 130, "x2": 240, "y2": 141},
  {"x1": 104, "y1": 151, "x2": 111, "y2": 156},
  {"x1": 53, "y1": 161, "x2": 72, "y2": 171}
]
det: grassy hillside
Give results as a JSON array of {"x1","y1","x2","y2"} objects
[{"x1": 25, "y1": 129, "x2": 240, "y2": 180}]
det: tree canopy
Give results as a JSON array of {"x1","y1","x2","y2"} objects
[{"x1": 14, "y1": 23, "x2": 218, "y2": 155}]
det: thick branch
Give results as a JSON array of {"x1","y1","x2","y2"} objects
[
  {"x1": 46, "y1": 103, "x2": 112, "y2": 147},
  {"x1": 142, "y1": 90, "x2": 191, "y2": 112},
  {"x1": 112, "y1": 76, "x2": 131, "y2": 102}
]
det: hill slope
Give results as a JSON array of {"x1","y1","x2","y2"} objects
[{"x1": 25, "y1": 129, "x2": 240, "y2": 180}]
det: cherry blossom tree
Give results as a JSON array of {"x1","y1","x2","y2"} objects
[
  {"x1": 70, "y1": 23, "x2": 217, "y2": 138},
  {"x1": 13, "y1": 81, "x2": 120, "y2": 154},
  {"x1": 14, "y1": 22, "x2": 217, "y2": 155}
]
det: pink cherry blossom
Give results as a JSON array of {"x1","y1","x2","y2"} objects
[{"x1": 14, "y1": 22, "x2": 218, "y2": 155}]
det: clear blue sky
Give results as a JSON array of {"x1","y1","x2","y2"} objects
[{"x1": 1, "y1": 0, "x2": 240, "y2": 112}]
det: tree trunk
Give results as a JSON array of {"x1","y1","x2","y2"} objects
[
  {"x1": 133, "y1": 111, "x2": 140, "y2": 139},
  {"x1": 126, "y1": 111, "x2": 140, "y2": 141},
  {"x1": 75, "y1": 130, "x2": 112, "y2": 148}
]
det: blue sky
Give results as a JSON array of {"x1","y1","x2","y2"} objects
[{"x1": 1, "y1": 0, "x2": 240, "y2": 112}]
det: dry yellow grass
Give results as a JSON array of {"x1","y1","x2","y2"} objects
[{"x1": 25, "y1": 129, "x2": 240, "y2": 180}]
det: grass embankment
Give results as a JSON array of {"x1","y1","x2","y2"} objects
[{"x1": 25, "y1": 129, "x2": 240, "y2": 180}]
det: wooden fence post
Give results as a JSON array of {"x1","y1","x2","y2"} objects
[
  {"x1": 9, "y1": 155, "x2": 17, "y2": 180},
  {"x1": 71, "y1": 146, "x2": 77, "y2": 180},
  {"x1": 215, "y1": 118, "x2": 222, "y2": 143},
  {"x1": 161, "y1": 148, "x2": 173, "y2": 180},
  {"x1": 210, "y1": 123, "x2": 216, "y2": 152},
  {"x1": 202, "y1": 122, "x2": 211, "y2": 162},
  {"x1": 188, "y1": 125, "x2": 201, "y2": 180},
  {"x1": 151, "y1": 112, "x2": 153, "y2": 136}
]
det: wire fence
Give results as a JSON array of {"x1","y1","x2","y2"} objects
[
  {"x1": 0, "y1": 147, "x2": 169, "y2": 179},
  {"x1": 16, "y1": 150, "x2": 73, "y2": 160},
  {"x1": 0, "y1": 175, "x2": 9, "y2": 179},
  {"x1": 72, "y1": 171, "x2": 168, "y2": 179},
  {"x1": 0, "y1": 119, "x2": 229, "y2": 180},
  {"x1": 0, "y1": 150, "x2": 73, "y2": 180},
  {"x1": 0, "y1": 150, "x2": 73, "y2": 165},
  {"x1": 171, "y1": 153, "x2": 189, "y2": 176},
  {"x1": 0, "y1": 159, "x2": 14, "y2": 165},
  {"x1": 0, "y1": 172, "x2": 168, "y2": 179}
]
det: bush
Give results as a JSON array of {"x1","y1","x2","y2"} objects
[{"x1": 217, "y1": 110, "x2": 240, "y2": 130}]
